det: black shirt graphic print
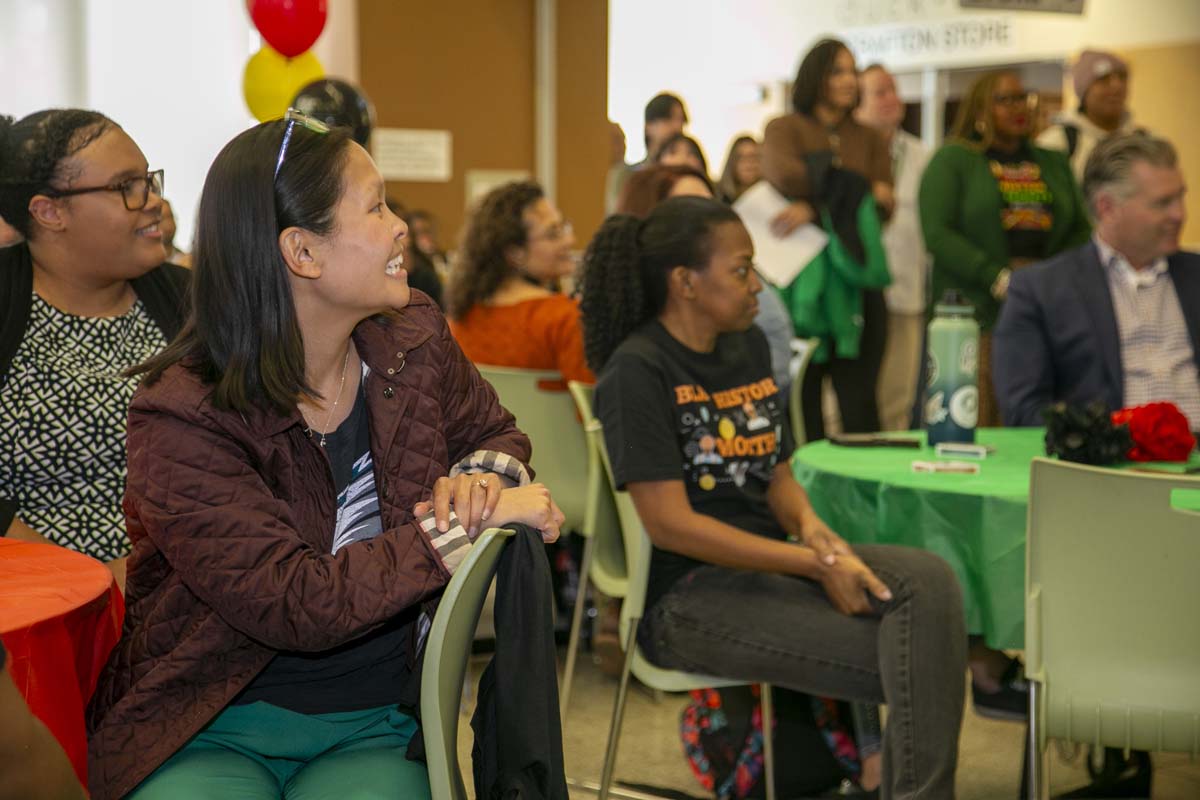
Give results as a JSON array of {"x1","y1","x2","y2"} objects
[{"x1": 595, "y1": 321, "x2": 794, "y2": 610}]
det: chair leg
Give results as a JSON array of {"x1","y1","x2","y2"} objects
[
  {"x1": 760, "y1": 683, "x2": 776, "y2": 800},
  {"x1": 560, "y1": 532, "x2": 597, "y2": 718},
  {"x1": 598, "y1": 618, "x2": 640, "y2": 800},
  {"x1": 1027, "y1": 680, "x2": 1047, "y2": 800}
]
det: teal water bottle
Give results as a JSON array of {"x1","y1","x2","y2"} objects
[{"x1": 924, "y1": 290, "x2": 980, "y2": 445}]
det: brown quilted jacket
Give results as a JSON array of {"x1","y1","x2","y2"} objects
[{"x1": 86, "y1": 294, "x2": 531, "y2": 799}]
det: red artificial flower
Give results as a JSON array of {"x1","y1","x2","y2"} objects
[{"x1": 1111, "y1": 402, "x2": 1197, "y2": 462}]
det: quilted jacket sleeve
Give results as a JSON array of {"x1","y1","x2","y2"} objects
[
  {"x1": 124, "y1": 401, "x2": 452, "y2": 653},
  {"x1": 435, "y1": 314, "x2": 534, "y2": 473}
]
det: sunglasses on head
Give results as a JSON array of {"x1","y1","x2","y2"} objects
[{"x1": 274, "y1": 108, "x2": 330, "y2": 180}]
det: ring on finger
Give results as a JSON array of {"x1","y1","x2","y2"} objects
[{"x1": 476, "y1": 478, "x2": 489, "y2": 488}]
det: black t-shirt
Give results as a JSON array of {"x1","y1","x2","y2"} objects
[
  {"x1": 595, "y1": 321, "x2": 794, "y2": 611},
  {"x1": 235, "y1": 383, "x2": 419, "y2": 714},
  {"x1": 986, "y1": 145, "x2": 1054, "y2": 260}
]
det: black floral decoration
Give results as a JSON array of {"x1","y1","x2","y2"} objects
[{"x1": 1042, "y1": 401, "x2": 1132, "y2": 465}]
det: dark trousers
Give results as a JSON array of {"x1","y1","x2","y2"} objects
[
  {"x1": 802, "y1": 289, "x2": 888, "y2": 439},
  {"x1": 640, "y1": 545, "x2": 966, "y2": 800}
]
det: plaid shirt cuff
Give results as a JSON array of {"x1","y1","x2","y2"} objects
[
  {"x1": 448, "y1": 449, "x2": 531, "y2": 488},
  {"x1": 418, "y1": 509, "x2": 471, "y2": 575}
]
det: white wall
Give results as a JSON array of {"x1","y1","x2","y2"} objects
[
  {"x1": 1, "y1": 0, "x2": 87, "y2": 115},
  {"x1": 1, "y1": 0, "x2": 361, "y2": 249},
  {"x1": 609, "y1": 0, "x2": 1200, "y2": 173}
]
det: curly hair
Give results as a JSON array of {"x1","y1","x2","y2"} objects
[
  {"x1": 579, "y1": 196, "x2": 739, "y2": 371},
  {"x1": 616, "y1": 164, "x2": 712, "y2": 218},
  {"x1": 0, "y1": 109, "x2": 114, "y2": 241},
  {"x1": 445, "y1": 181, "x2": 544, "y2": 319},
  {"x1": 947, "y1": 70, "x2": 1021, "y2": 152}
]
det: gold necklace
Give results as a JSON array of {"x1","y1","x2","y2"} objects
[{"x1": 305, "y1": 347, "x2": 351, "y2": 447}]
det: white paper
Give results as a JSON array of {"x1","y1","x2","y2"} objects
[
  {"x1": 372, "y1": 128, "x2": 452, "y2": 182},
  {"x1": 733, "y1": 181, "x2": 828, "y2": 288}
]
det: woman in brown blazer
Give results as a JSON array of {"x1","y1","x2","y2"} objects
[{"x1": 763, "y1": 38, "x2": 894, "y2": 440}]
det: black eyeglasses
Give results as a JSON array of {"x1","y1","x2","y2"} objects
[
  {"x1": 45, "y1": 169, "x2": 164, "y2": 211},
  {"x1": 275, "y1": 108, "x2": 330, "y2": 180}
]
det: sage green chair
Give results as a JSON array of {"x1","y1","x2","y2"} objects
[
  {"x1": 476, "y1": 365, "x2": 589, "y2": 530},
  {"x1": 568, "y1": 383, "x2": 777, "y2": 800},
  {"x1": 1025, "y1": 457, "x2": 1200, "y2": 798},
  {"x1": 420, "y1": 528, "x2": 515, "y2": 800},
  {"x1": 560, "y1": 382, "x2": 629, "y2": 717},
  {"x1": 787, "y1": 338, "x2": 820, "y2": 445}
]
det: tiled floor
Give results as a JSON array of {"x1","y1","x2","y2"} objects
[{"x1": 454, "y1": 650, "x2": 1200, "y2": 799}]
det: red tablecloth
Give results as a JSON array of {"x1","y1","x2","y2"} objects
[{"x1": 0, "y1": 539, "x2": 124, "y2": 786}]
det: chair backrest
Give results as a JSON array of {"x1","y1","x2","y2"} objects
[
  {"x1": 566, "y1": 384, "x2": 657, "y2": 634},
  {"x1": 567, "y1": 381, "x2": 628, "y2": 597},
  {"x1": 476, "y1": 365, "x2": 589, "y2": 529},
  {"x1": 571, "y1": 382, "x2": 743, "y2": 693},
  {"x1": 1025, "y1": 457, "x2": 1200, "y2": 754},
  {"x1": 787, "y1": 338, "x2": 819, "y2": 445},
  {"x1": 420, "y1": 528, "x2": 515, "y2": 800}
]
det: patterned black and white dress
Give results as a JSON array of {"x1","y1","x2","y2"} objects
[{"x1": 0, "y1": 293, "x2": 166, "y2": 561}]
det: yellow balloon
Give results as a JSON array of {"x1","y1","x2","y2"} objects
[{"x1": 243, "y1": 45, "x2": 324, "y2": 122}]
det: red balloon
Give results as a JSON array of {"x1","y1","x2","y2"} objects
[{"x1": 248, "y1": 0, "x2": 328, "y2": 58}]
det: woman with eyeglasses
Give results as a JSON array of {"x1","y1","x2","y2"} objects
[
  {"x1": 86, "y1": 113, "x2": 565, "y2": 799},
  {"x1": 919, "y1": 70, "x2": 1090, "y2": 430},
  {"x1": 0, "y1": 110, "x2": 187, "y2": 590},
  {"x1": 717, "y1": 135, "x2": 763, "y2": 204},
  {"x1": 446, "y1": 181, "x2": 592, "y2": 386},
  {"x1": 918, "y1": 71, "x2": 1089, "y2": 725}
]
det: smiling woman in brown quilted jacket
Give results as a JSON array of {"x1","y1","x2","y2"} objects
[{"x1": 84, "y1": 112, "x2": 565, "y2": 800}]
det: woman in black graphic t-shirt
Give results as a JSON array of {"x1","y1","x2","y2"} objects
[{"x1": 581, "y1": 196, "x2": 966, "y2": 799}]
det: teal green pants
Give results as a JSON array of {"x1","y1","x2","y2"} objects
[{"x1": 127, "y1": 702, "x2": 430, "y2": 800}]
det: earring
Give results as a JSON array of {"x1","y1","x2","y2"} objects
[{"x1": 975, "y1": 119, "x2": 987, "y2": 135}]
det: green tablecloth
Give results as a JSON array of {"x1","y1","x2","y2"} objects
[{"x1": 791, "y1": 428, "x2": 1200, "y2": 650}]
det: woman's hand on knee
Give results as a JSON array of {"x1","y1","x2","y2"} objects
[
  {"x1": 817, "y1": 553, "x2": 892, "y2": 615},
  {"x1": 799, "y1": 512, "x2": 852, "y2": 566},
  {"x1": 489, "y1": 483, "x2": 565, "y2": 543}
]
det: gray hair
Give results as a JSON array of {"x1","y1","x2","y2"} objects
[{"x1": 1082, "y1": 132, "x2": 1178, "y2": 217}]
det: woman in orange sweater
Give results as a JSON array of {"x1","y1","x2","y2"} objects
[{"x1": 447, "y1": 181, "x2": 593, "y2": 385}]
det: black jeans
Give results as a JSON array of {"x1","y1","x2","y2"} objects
[
  {"x1": 802, "y1": 289, "x2": 888, "y2": 439},
  {"x1": 639, "y1": 545, "x2": 966, "y2": 800}
]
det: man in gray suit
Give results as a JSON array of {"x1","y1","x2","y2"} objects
[{"x1": 994, "y1": 132, "x2": 1199, "y2": 431}]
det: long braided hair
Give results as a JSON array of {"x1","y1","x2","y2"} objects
[{"x1": 579, "y1": 195, "x2": 739, "y2": 372}]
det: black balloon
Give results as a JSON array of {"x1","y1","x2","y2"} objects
[{"x1": 291, "y1": 78, "x2": 375, "y2": 147}]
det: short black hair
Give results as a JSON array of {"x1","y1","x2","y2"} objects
[
  {"x1": 644, "y1": 92, "x2": 687, "y2": 124},
  {"x1": 792, "y1": 38, "x2": 850, "y2": 116}
]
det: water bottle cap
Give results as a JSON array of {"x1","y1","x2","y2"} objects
[{"x1": 935, "y1": 289, "x2": 974, "y2": 317}]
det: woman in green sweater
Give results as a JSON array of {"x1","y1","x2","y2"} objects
[
  {"x1": 919, "y1": 70, "x2": 1090, "y2": 429},
  {"x1": 919, "y1": 71, "x2": 1090, "y2": 723}
]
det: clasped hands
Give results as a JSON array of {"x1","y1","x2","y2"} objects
[
  {"x1": 412, "y1": 473, "x2": 564, "y2": 543},
  {"x1": 797, "y1": 511, "x2": 893, "y2": 616}
]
